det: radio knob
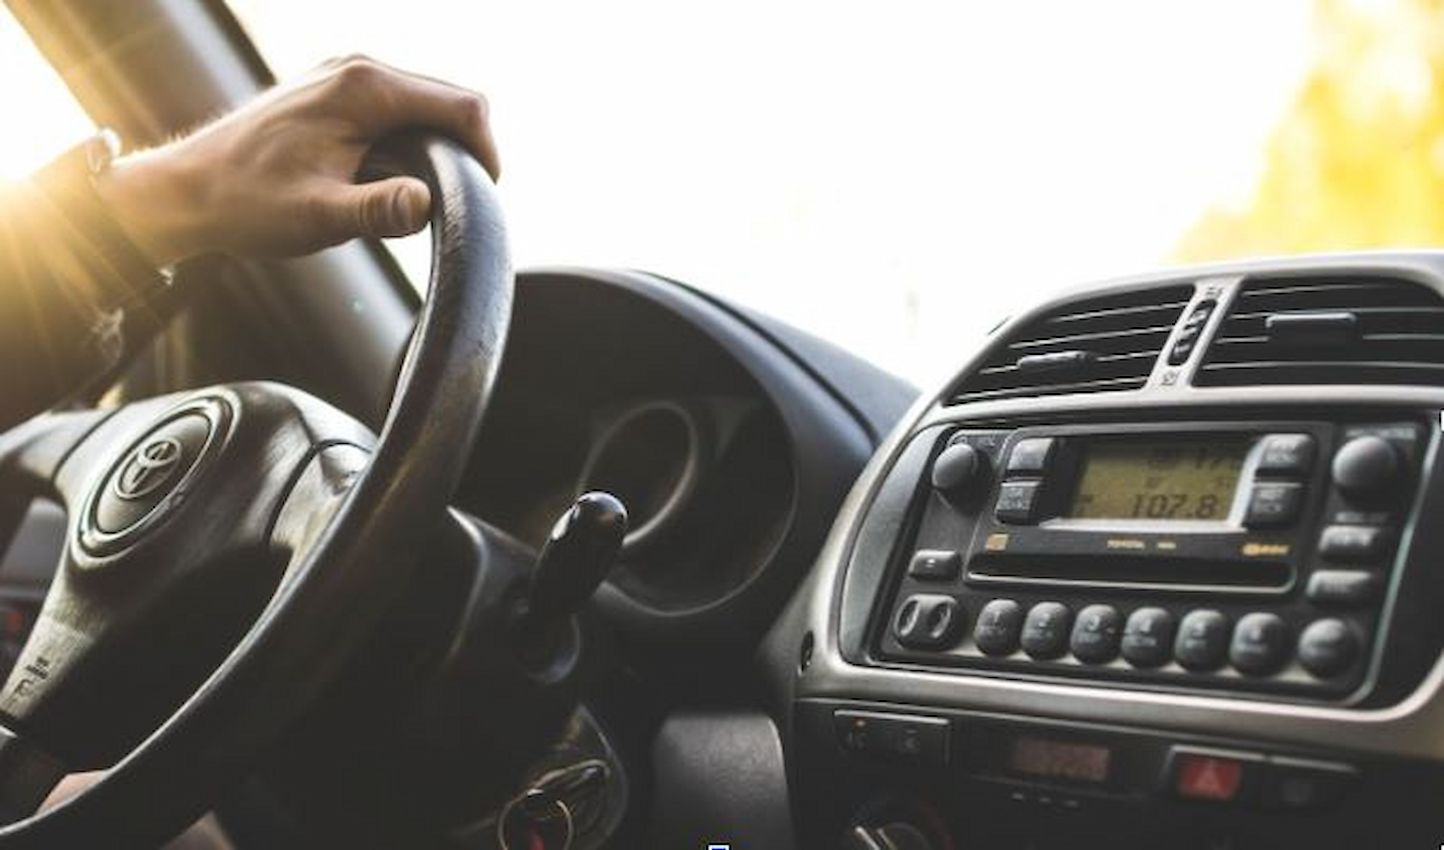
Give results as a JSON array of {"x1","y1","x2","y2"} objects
[
  {"x1": 931, "y1": 441, "x2": 985, "y2": 495},
  {"x1": 1331, "y1": 435, "x2": 1400, "y2": 499}
]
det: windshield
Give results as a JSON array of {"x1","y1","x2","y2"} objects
[{"x1": 230, "y1": 2, "x2": 1444, "y2": 382}]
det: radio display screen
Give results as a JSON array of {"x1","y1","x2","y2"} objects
[{"x1": 1067, "y1": 437, "x2": 1249, "y2": 521}]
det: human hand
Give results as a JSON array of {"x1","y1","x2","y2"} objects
[{"x1": 93, "y1": 56, "x2": 499, "y2": 265}]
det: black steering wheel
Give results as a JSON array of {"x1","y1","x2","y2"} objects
[{"x1": 0, "y1": 134, "x2": 511, "y2": 848}]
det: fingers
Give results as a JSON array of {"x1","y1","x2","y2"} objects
[
  {"x1": 322, "y1": 57, "x2": 501, "y2": 180},
  {"x1": 315, "y1": 176, "x2": 432, "y2": 244}
]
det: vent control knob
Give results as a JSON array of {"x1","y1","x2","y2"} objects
[
  {"x1": 930, "y1": 441, "x2": 985, "y2": 496},
  {"x1": 1331, "y1": 435, "x2": 1401, "y2": 500}
]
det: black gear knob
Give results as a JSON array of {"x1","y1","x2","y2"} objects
[{"x1": 526, "y1": 491, "x2": 628, "y2": 624}]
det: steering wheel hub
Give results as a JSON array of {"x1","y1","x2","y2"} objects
[{"x1": 78, "y1": 396, "x2": 232, "y2": 557}]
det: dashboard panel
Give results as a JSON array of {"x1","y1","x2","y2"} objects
[{"x1": 769, "y1": 253, "x2": 1444, "y2": 848}]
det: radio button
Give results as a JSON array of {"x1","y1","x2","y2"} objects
[
  {"x1": 908, "y1": 549, "x2": 962, "y2": 581},
  {"x1": 1229, "y1": 612, "x2": 1290, "y2": 676},
  {"x1": 1070, "y1": 604, "x2": 1122, "y2": 664},
  {"x1": 1306, "y1": 570, "x2": 1380, "y2": 606},
  {"x1": 894, "y1": 594, "x2": 964, "y2": 650},
  {"x1": 1175, "y1": 610, "x2": 1231, "y2": 671},
  {"x1": 1005, "y1": 437, "x2": 1056, "y2": 476},
  {"x1": 1244, "y1": 482, "x2": 1304, "y2": 528},
  {"x1": 1331, "y1": 435, "x2": 1402, "y2": 500},
  {"x1": 1298, "y1": 618, "x2": 1360, "y2": 678},
  {"x1": 1257, "y1": 434, "x2": 1316, "y2": 477},
  {"x1": 931, "y1": 441, "x2": 984, "y2": 494},
  {"x1": 1021, "y1": 602, "x2": 1072, "y2": 660},
  {"x1": 974, "y1": 599, "x2": 1024, "y2": 656},
  {"x1": 1317, "y1": 525, "x2": 1391, "y2": 562},
  {"x1": 995, "y1": 481, "x2": 1042, "y2": 524},
  {"x1": 1121, "y1": 607, "x2": 1177, "y2": 668}
]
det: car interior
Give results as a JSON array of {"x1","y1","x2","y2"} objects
[{"x1": 0, "y1": 1, "x2": 1441, "y2": 848}]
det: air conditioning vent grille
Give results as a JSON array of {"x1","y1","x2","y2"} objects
[
  {"x1": 947, "y1": 285, "x2": 1193, "y2": 404},
  {"x1": 1196, "y1": 276, "x2": 1444, "y2": 388}
]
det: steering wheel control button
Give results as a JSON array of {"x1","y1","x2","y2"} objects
[
  {"x1": 1260, "y1": 757, "x2": 1359, "y2": 811},
  {"x1": 1317, "y1": 524, "x2": 1391, "y2": 562},
  {"x1": 1243, "y1": 482, "x2": 1303, "y2": 528},
  {"x1": 931, "y1": 441, "x2": 984, "y2": 495},
  {"x1": 1305, "y1": 570, "x2": 1380, "y2": 607},
  {"x1": 1020, "y1": 602, "x2": 1072, "y2": 660},
  {"x1": 1331, "y1": 434, "x2": 1401, "y2": 499},
  {"x1": 1168, "y1": 747, "x2": 1263, "y2": 803},
  {"x1": 1256, "y1": 434, "x2": 1316, "y2": 477},
  {"x1": 994, "y1": 481, "x2": 1042, "y2": 524},
  {"x1": 1297, "y1": 618, "x2": 1360, "y2": 678},
  {"x1": 1004, "y1": 437, "x2": 1055, "y2": 476},
  {"x1": 894, "y1": 594, "x2": 963, "y2": 650},
  {"x1": 973, "y1": 599, "x2": 1024, "y2": 656},
  {"x1": 1174, "y1": 610, "x2": 1230, "y2": 672},
  {"x1": 1121, "y1": 607, "x2": 1176, "y2": 668},
  {"x1": 1069, "y1": 604, "x2": 1122, "y2": 664},
  {"x1": 907, "y1": 550, "x2": 962, "y2": 582},
  {"x1": 1229, "y1": 612, "x2": 1289, "y2": 676}
]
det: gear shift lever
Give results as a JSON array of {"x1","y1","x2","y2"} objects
[{"x1": 516, "y1": 492, "x2": 627, "y2": 649}]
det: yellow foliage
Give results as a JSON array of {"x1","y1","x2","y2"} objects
[{"x1": 1174, "y1": 0, "x2": 1444, "y2": 262}]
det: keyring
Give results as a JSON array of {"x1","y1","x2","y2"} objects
[{"x1": 497, "y1": 787, "x2": 575, "y2": 850}]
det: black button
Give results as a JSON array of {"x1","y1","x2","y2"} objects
[
  {"x1": 834, "y1": 711, "x2": 950, "y2": 767},
  {"x1": 1331, "y1": 435, "x2": 1401, "y2": 500},
  {"x1": 1070, "y1": 604, "x2": 1122, "y2": 664},
  {"x1": 908, "y1": 549, "x2": 962, "y2": 581},
  {"x1": 1244, "y1": 482, "x2": 1304, "y2": 528},
  {"x1": 1257, "y1": 434, "x2": 1316, "y2": 477},
  {"x1": 1121, "y1": 607, "x2": 1176, "y2": 668},
  {"x1": 1298, "y1": 618, "x2": 1359, "y2": 678},
  {"x1": 894, "y1": 594, "x2": 964, "y2": 650},
  {"x1": 995, "y1": 481, "x2": 1042, "y2": 524},
  {"x1": 1020, "y1": 602, "x2": 1072, "y2": 659},
  {"x1": 1005, "y1": 437, "x2": 1056, "y2": 476},
  {"x1": 973, "y1": 599, "x2": 1024, "y2": 656},
  {"x1": 932, "y1": 441, "x2": 984, "y2": 494},
  {"x1": 1317, "y1": 525, "x2": 1391, "y2": 562},
  {"x1": 1229, "y1": 612, "x2": 1289, "y2": 675},
  {"x1": 1305, "y1": 570, "x2": 1380, "y2": 606},
  {"x1": 1175, "y1": 610, "x2": 1230, "y2": 671},
  {"x1": 1261, "y1": 757, "x2": 1358, "y2": 810}
]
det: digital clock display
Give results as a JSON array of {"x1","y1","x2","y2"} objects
[
  {"x1": 1007, "y1": 736, "x2": 1113, "y2": 784},
  {"x1": 1068, "y1": 437, "x2": 1249, "y2": 521}
]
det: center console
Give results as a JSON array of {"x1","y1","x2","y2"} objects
[{"x1": 778, "y1": 256, "x2": 1444, "y2": 849}]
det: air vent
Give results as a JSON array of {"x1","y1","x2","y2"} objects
[
  {"x1": 948, "y1": 285, "x2": 1194, "y2": 404},
  {"x1": 1196, "y1": 276, "x2": 1444, "y2": 388}
]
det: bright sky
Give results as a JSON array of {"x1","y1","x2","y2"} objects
[{"x1": 0, "y1": 2, "x2": 1315, "y2": 385}]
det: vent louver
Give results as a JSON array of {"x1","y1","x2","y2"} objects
[
  {"x1": 1196, "y1": 276, "x2": 1444, "y2": 388},
  {"x1": 947, "y1": 285, "x2": 1193, "y2": 404}
]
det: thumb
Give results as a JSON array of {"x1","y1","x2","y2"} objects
[{"x1": 327, "y1": 176, "x2": 432, "y2": 240}]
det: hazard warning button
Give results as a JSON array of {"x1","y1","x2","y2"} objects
[{"x1": 1166, "y1": 747, "x2": 1264, "y2": 803}]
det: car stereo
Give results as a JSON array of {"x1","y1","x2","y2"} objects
[{"x1": 874, "y1": 418, "x2": 1425, "y2": 698}]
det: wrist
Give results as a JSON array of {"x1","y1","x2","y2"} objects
[{"x1": 94, "y1": 144, "x2": 207, "y2": 267}]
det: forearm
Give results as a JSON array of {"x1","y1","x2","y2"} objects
[{"x1": 0, "y1": 151, "x2": 168, "y2": 430}]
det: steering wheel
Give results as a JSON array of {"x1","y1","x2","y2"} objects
[{"x1": 0, "y1": 134, "x2": 510, "y2": 848}]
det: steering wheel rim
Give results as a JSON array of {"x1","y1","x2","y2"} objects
[{"x1": 0, "y1": 133, "x2": 511, "y2": 847}]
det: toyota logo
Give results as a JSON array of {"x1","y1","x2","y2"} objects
[{"x1": 113, "y1": 436, "x2": 185, "y2": 501}]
